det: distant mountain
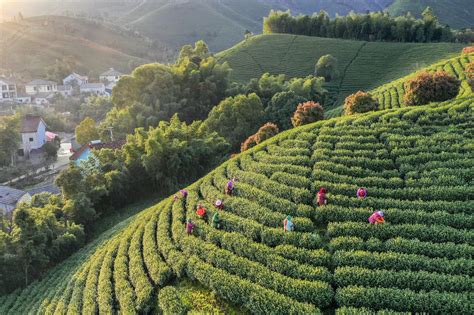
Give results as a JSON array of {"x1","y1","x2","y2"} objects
[{"x1": 0, "y1": 15, "x2": 172, "y2": 81}]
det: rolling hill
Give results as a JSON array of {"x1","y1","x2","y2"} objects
[
  {"x1": 0, "y1": 95, "x2": 472, "y2": 314},
  {"x1": 387, "y1": 0, "x2": 474, "y2": 29},
  {"x1": 0, "y1": 15, "x2": 171, "y2": 81},
  {"x1": 217, "y1": 34, "x2": 466, "y2": 109}
]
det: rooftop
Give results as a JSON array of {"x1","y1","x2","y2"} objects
[
  {"x1": 26, "y1": 184, "x2": 60, "y2": 196},
  {"x1": 0, "y1": 77, "x2": 17, "y2": 85},
  {"x1": 81, "y1": 83, "x2": 105, "y2": 89},
  {"x1": 21, "y1": 115, "x2": 46, "y2": 133},
  {"x1": 66, "y1": 72, "x2": 88, "y2": 81},
  {"x1": 27, "y1": 79, "x2": 57, "y2": 86},
  {"x1": 57, "y1": 85, "x2": 72, "y2": 91},
  {"x1": 0, "y1": 186, "x2": 28, "y2": 207}
]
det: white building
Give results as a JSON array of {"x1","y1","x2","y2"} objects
[
  {"x1": 25, "y1": 79, "x2": 57, "y2": 95},
  {"x1": 19, "y1": 115, "x2": 47, "y2": 157},
  {"x1": 16, "y1": 93, "x2": 32, "y2": 104},
  {"x1": 33, "y1": 92, "x2": 54, "y2": 106},
  {"x1": 0, "y1": 77, "x2": 17, "y2": 103},
  {"x1": 0, "y1": 186, "x2": 31, "y2": 214},
  {"x1": 100, "y1": 68, "x2": 124, "y2": 83},
  {"x1": 63, "y1": 73, "x2": 88, "y2": 86},
  {"x1": 80, "y1": 83, "x2": 106, "y2": 95}
]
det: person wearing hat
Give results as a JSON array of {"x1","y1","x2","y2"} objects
[
  {"x1": 225, "y1": 178, "x2": 236, "y2": 195},
  {"x1": 368, "y1": 210, "x2": 385, "y2": 224},
  {"x1": 185, "y1": 219, "x2": 195, "y2": 235},
  {"x1": 357, "y1": 187, "x2": 367, "y2": 199},
  {"x1": 283, "y1": 215, "x2": 295, "y2": 232},
  {"x1": 196, "y1": 204, "x2": 207, "y2": 219},
  {"x1": 180, "y1": 189, "x2": 188, "y2": 199},
  {"x1": 215, "y1": 199, "x2": 224, "y2": 210},
  {"x1": 317, "y1": 187, "x2": 328, "y2": 206}
]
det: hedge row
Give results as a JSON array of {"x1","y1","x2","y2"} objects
[
  {"x1": 240, "y1": 155, "x2": 311, "y2": 177},
  {"x1": 328, "y1": 222, "x2": 473, "y2": 244},
  {"x1": 82, "y1": 249, "x2": 106, "y2": 314},
  {"x1": 113, "y1": 227, "x2": 137, "y2": 313},
  {"x1": 313, "y1": 180, "x2": 474, "y2": 202},
  {"x1": 227, "y1": 163, "x2": 312, "y2": 204},
  {"x1": 329, "y1": 236, "x2": 474, "y2": 260},
  {"x1": 329, "y1": 194, "x2": 473, "y2": 215},
  {"x1": 333, "y1": 250, "x2": 473, "y2": 276},
  {"x1": 186, "y1": 255, "x2": 320, "y2": 314},
  {"x1": 270, "y1": 171, "x2": 312, "y2": 189},
  {"x1": 180, "y1": 236, "x2": 333, "y2": 306},
  {"x1": 336, "y1": 306, "x2": 410, "y2": 314},
  {"x1": 334, "y1": 266, "x2": 472, "y2": 293},
  {"x1": 317, "y1": 205, "x2": 472, "y2": 229},
  {"x1": 266, "y1": 144, "x2": 311, "y2": 157},
  {"x1": 312, "y1": 170, "x2": 403, "y2": 189},
  {"x1": 98, "y1": 240, "x2": 119, "y2": 314},
  {"x1": 312, "y1": 153, "x2": 395, "y2": 172},
  {"x1": 158, "y1": 286, "x2": 187, "y2": 315},
  {"x1": 313, "y1": 147, "x2": 390, "y2": 159},
  {"x1": 335, "y1": 285, "x2": 472, "y2": 314},
  {"x1": 254, "y1": 151, "x2": 312, "y2": 167},
  {"x1": 313, "y1": 161, "x2": 399, "y2": 179}
]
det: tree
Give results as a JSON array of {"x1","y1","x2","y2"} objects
[
  {"x1": 343, "y1": 91, "x2": 379, "y2": 115},
  {"x1": 403, "y1": 71, "x2": 461, "y2": 106},
  {"x1": 0, "y1": 115, "x2": 20, "y2": 166},
  {"x1": 46, "y1": 56, "x2": 76, "y2": 83},
  {"x1": 266, "y1": 91, "x2": 307, "y2": 130},
  {"x1": 462, "y1": 46, "x2": 474, "y2": 54},
  {"x1": 203, "y1": 93, "x2": 265, "y2": 150},
  {"x1": 315, "y1": 54, "x2": 339, "y2": 81},
  {"x1": 43, "y1": 141, "x2": 58, "y2": 160},
  {"x1": 241, "y1": 122, "x2": 279, "y2": 152},
  {"x1": 75, "y1": 117, "x2": 99, "y2": 145},
  {"x1": 291, "y1": 101, "x2": 324, "y2": 127}
]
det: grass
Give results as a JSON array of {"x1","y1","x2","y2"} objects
[
  {"x1": 0, "y1": 95, "x2": 472, "y2": 314},
  {"x1": 217, "y1": 34, "x2": 465, "y2": 110},
  {"x1": 387, "y1": 0, "x2": 474, "y2": 29}
]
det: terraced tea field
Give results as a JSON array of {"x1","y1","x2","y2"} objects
[
  {"x1": 1, "y1": 97, "x2": 472, "y2": 313},
  {"x1": 217, "y1": 34, "x2": 466, "y2": 109}
]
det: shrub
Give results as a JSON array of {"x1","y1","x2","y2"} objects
[
  {"x1": 158, "y1": 286, "x2": 187, "y2": 315},
  {"x1": 291, "y1": 101, "x2": 324, "y2": 127},
  {"x1": 343, "y1": 91, "x2": 378, "y2": 115},
  {"x1": 241, "y1": 122, "x2": 279, "y2": 152},
  {"x1": 316, "y1": 54, "x2": 339, "y2": 81},
  {"x1": 403, "y1": 71, "x2": 461, "y2": 106},
  {"x1": 462, "y1": 46, "x2": 474, "y2": 54},
  {"x1": 266, "y1": 91, "x2": 307, "y2": 130}
]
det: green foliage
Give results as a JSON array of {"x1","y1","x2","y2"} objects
[
  {"x1": 46, "y1": 56, "x2": 76, "y2": 83},
  {"x1": 43, "y1": 141, "x2": 59, "y2": 160},
  {"x1": 404, "y1": 70, "x2": 461, "y2": 105},
  {"x1": 105, "y1": 41, "x2": 232, "y2": 137},
  {"x1": 75, "y1": 117, "x2": 100, "y2": 145},
  {"x1": 266, "y1": 91, "x2": 307, "y2": 130},
  {"x1": 263, "y1": 10, "x2": 456, "y2": 43},
  {"x1": 203, "y1": 93, "x2": 264, "y2": 150},
  {"x1": 0, "y1": 115, "x2": 20, "y2": 167},
  {"x1": 158, "y1": 286, "x2": 187, "y2": 315},
  {"x1": 343, "y1": 91, "x2": 378, "y2": 115},
  {"x1": 291, "y1": 101, "x2": 324, "y2": 127},
  {"x1": 316, "y1": 54, "x2": 339, "y2": 81},
  {"x1": 79, "y1": 96, "x2": 113, "y2": 122},
  {"x1": 241, "y1": 122, "x2": 279, "y2": 152}
]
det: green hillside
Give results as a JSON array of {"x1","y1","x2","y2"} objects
[
  {"x1": 1, "y1": 96, "x2": 472, "y2": 314},
  {"x1": 217, "y1": 34, "x2": 465, "y2": 108},
  {"x1": 0, "y1": 15, "x2": 169, "y2": 81},
  {"x1": 387, "y1": 0, "x2": 474, "y2": 29}
]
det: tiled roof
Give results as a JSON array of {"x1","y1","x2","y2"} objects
[
  {"x1": 57, "y1": 85, "x2": 72, "y2": 91},
  {"x1": 21, "y1": 115, "x2": 46, "y2": 133},
  {"x1": 0, "y1": 186, "x2": 27, "y2": 207},
  {"x1": 91, "y1": 139, "x2": 126, "y2": 150},
  {"x1": 67, "y1": 73, "x2": 88, "y2": 81},
  {"x1": 26, "y1": 79, "x2": 57, "y2": 86}
]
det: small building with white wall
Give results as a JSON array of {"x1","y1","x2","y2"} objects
[
  {"x1": 63, "y1": 73, "x2": 88, "y2": 86},
  {"x1": 25, "y1": 79, "x2": 57, "y2": 95},
  {"x1": 100, "y1": 68, "x2": 124, "y2": 84},
  {"x1": 0, "y1": 77, "x2": 17, "y2": 103},
  {"x1": 19, "y1": 115, "x2": 47, "y2": 157},
  {"x1": 0, "y1": 186, "x2": 31, "y2": 215},
  {"x1": 80, "y1": 83, "x2": 106, "y2": 95}
]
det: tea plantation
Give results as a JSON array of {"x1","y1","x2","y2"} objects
[{"x1": 1, "y1": 96, "x2": 472, "y2": 314}]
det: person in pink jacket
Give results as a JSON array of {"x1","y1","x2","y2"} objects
[
  {"x1": 368, "y1": 211, "x2": 385, "y2": 224},
  {"x1": 357, "y1": 187, "x2": 367, "y2": 199}
]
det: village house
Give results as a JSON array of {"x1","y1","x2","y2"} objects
[
  {"x1": 80, "y1": 82, "x2": 106, "y2": 95},
  {"x1": 16, "y1": 93, "x2": 32, "y2": 104},
  {"x1": 25, "y1": 79, "x2": 58, "y2": 95},
  {"x1": 100, "y1": 68, "x2": 124, "y2": 84},
  {"x1": 19, "y1": 115, "x2": 47, "y2": 157},
  {"x1": 0, "y1": 77, "x2": 18, "y2": 103},
  {"x1": 33, "y1": 92, "x2": 54, "y2": 106},
  {"x1": 0, "y1": 186, "x2": 31, "y2": 214},
  {"x1": 57, "y1": 85, "x2": 73, "y2": 97},
  {"x1": 63, "y1": 72, "x2": 88, "y2": 86}
]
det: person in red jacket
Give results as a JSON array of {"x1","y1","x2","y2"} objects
[
  {"x1": 317, "y1": 187, "x2": 328, "y2": 206},
  {"x1": 368, "y1": 211, "x2": 385, "y2": 224},
  {"x1": 196, "y1": 204, "x2": 207, "y2": 219}
]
